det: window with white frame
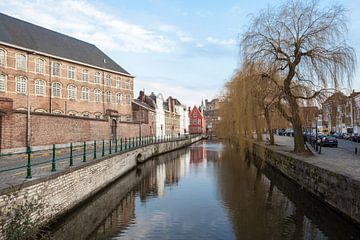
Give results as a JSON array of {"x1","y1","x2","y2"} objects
[
  {"x1": 53, "y1": 109, "x2": 62, "y2": 114},
  {"x1": 16, "y1": 76, "x2": 27, "y2": 94},
  {"x1": 0, "y1": 74, "x2": 5, "y2": 91},
  {"x1": 125, "y1": 79, "x2": 130, "y2": 89},
  {"x1": 35, "y1": 80, "x2": 45, "y2": 96},
  {"x1": 68, "y1": 85, "x2": 77, "y2": 100},
  {"x1": 36, "y1": 58, "x2": 45, "y2": 73},
  {"x1": 82, "y1": 69, "x2": 89, "y2": 82},
  {"x1": 16, "y1": 54, "x2": 26, "y2": 71},
  {"x1": 82, "y1": 87, "x2": 89, "y2": 101},
  {"x1": 0, "y1": 49, "x2": 5, "y2": 66},
  {"x1": 52, "y1": 62, "x2": 60, "y2": 76},
  {"x1": 116, "y1": 78, "x2": 121, "y2": 89},
  {"x1": 68, "y1": 66, "x2": 76, "y2": 79},
  {"x1": 106, "y1": 74, "x2": 111, "y2": 85},
  {"x1": 106, "y1": 91, "x2": 112, "y2": 103},
  {"x1": 94, "y1": 89, "x2": 101, "y2": 103},
  {"x1": 116, "y1": 93, "x2": 121, "y2": 104},
  {"x1": 125, "y1": 94, "x2": 131, "y2": 104},
  {"x1": 52, "y1": 82, "x2": 61, "y2": 97},
  {"x1": 94, "y1": 72, "x2": 101, "y2": 84}
]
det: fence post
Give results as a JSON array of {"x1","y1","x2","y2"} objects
[
  {"x1": 26, "y1": 146, "x2": 32, "y2": 179},
  {"x1": 109, "y1": 139, "x2": 112, "y2": 154},
  {"x1": 102, "y1": 140, "x2": 105, "y2": 156},
  {"x1": 83, "y1": 141, "x2": 87, "y2": 162},
  {"x1": 133, "y1": 137, "x2": 135, "y2": 148},
  {"x1": 124, "y1": 138, "x2": 127, "y2": 150},
  {"x1": 115, "y1": 139, "x2": 118, "y2": 153},
  {"x1": 120, "y1": 138, "x2": 123, "y2": 151},
  {"x1": 94, "y1": 141, "x2": 97, "y2": 159},
  {"x1": 51, "y1": 144, "x2": 56, "y2": 172},
  {"x1": 69, "y1": 142, "x2": 73, "y2": 166}
]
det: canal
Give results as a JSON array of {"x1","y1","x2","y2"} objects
[{"x1": 51, "y1": 141, "x2": 360, "y2": 239}]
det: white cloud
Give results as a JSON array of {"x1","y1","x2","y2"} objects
[
  {"x1": 0, "y1": 0, "x2": 175, "y2": 53},
  {"x1": 206, "y1": 37, "x2": 236, "y2": 46}
]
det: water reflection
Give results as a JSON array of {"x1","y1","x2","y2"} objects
[{"x1": 51, "y1": 141, "x2": 360, "y2": 240}]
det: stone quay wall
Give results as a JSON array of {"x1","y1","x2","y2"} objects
[
  {"x1": 252, "y1": 142, "x2": 360, "y2": 226},
  {"x1": 0, "y1": 136, "x2": 202, "y2": 238}
]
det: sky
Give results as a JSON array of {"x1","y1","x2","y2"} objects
[{"x1": 0, "y1": 0, "x2": 359, "y2": 106}]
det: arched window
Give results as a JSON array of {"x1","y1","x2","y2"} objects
[
  {"x1": 35, "y1": 79, "x2": 45, "y2": 96},
  {"x1": 52, "y1": 62, "x2": 61, "y2": 76},
  {"x1": 116, "y1": 78, "x2": 121, "y2": 89},
  {"x1": 0, "y1": 74, "x2": 6, "y2": 91},
  {"x1": 125, "y1": 94, "x2": 131, "y2": 104},
  {"x1": 68, "y1": 85, "x2": 77, "y2": 100},
  {"x1": 52, "y1": 82, "x2": 61, "y2": 97},
  {"x1": 94, "y1": 72, "x2": 101, "y2": 84},
  {"x1": 106, "y1": 91, "x2": 112, "y2": 103},
  {"x1": 0, "y1": 49, "x2": 6, "y2": 66},
  {"x1": 116, "y1": 93, "x2": 121, "y2": 104},
  {"x1": 94, "y1": 89, "x2": 101, "y2": 103},
  {"x1": 106, "y1": 74, "x2": 111, "y2": 85},
  {"x1": 36, "y1": 58, "x2": 45, "y2": 73},
  {"x1": 16, "y1": 76, "x2": 27, "y2": 93},
  {"x1": 82, "y1": 87, "x2": 89, "y2": 101},
  {"x1": 125, "y1": 79, "x2": 130, "y2": 89},
  {"x1": 82, "y1": 69, "x2": 89, "y2": 82},
  {"x1": 53, "y1": 109, "x2": 62, "y2": 114},
  {"x1": 82, "y1": 112, "x2": 90, "y2": 117},
  {"x1": 34, "y1": 108, "x2": 47, "y2": 113},
  {"x1": 16, "y1": 54, "x2": 26, "y2": 70},
  {"x1": 68, "y1": 111, "x2": 77, "y2": 116}
]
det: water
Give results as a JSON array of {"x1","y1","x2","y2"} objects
[{"x1": 51, "y1": 141, "x2": 360, "y2": 240}]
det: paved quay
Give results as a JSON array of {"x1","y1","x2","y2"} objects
[{"x1": 267, "y1": 135, "x2": 360, "y2": 181}]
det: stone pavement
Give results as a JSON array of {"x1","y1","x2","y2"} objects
[{"x1": 269, "y1": 135, "x2": 360, "y2": 181}]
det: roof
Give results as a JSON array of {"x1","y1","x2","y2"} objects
[
  {"x1": 0, "y1": 12, "x2": 130, "y2": 75},
  {"x1": 132, "y1": 99, "x2": 155, "y2": 112}
]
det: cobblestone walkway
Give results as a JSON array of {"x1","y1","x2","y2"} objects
[{"x1": 269, "y1": 135, "x2": 360, "y2": 181}]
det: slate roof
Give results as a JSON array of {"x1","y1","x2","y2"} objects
[{"x1": 0, "y1": 12, "x2": 130, "y2": 75}]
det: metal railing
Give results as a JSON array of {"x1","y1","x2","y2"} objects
[{"x1": 0, "y1": 134, "x2": 200, "y2": 179}]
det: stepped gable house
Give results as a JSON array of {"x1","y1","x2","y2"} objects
[
  {"x1": 0, "y1": 13, "x2": 142, "y2": 151},
  {"x1": 188, "y1": 106, "x2": 206, "y2": 134}
]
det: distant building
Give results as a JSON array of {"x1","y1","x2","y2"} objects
[
  {"x1": 164, "y1": 96, "x2": 180, "y2": 136},
  {"x1": 188, "y1": 106, "x2": 206, "y2": 134},
  {"x1": 149, "y1": 92, "x2": 166, "y2": 137},
  {"x1": 132, "y1": 91, "x2": 156, "y2": 136},
  {"x1": 203, "y1": 98, "x2": 220, "y2": 135},
  {"x1": 322, "y1": 92, "x2": 348, "y2": 134}
]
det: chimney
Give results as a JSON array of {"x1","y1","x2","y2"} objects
[{"x1": 139, "y1": 90, "x2": 145, "y2": 102}]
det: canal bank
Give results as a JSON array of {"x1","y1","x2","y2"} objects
[
  {"x1": 249, "y1": 137, "x2": 360, "y2": 227},
  {"x1": 0, "y1": 135, "x2": 203, "y2": 238}
]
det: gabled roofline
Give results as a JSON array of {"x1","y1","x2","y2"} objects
[
  {"x1": 132, "y1": 100, "x2": 155, "y2": 112},
  {"x1": 0, "y1": 40, "x2": 135, "y2": 78}
]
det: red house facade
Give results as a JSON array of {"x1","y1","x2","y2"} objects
[{"x1": 188, "y1": 106, "x2": 206, "y2": 134}]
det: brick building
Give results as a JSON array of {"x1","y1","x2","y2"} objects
[
  {"x1": 0, "y1": 13, "x2": 146, "y2": 151},
  {"x1": 188, "y1": 106, "x2": 206, "y2": 134},
  {"x1": 132, "y1": 91, "x2": 156, "y2": 137},
  {"x1": 203, "y1": 98, "x2": 220, "y2": 135},
  {"x1": 164, "y1": 97, "x2": 180, "y2": 136}
]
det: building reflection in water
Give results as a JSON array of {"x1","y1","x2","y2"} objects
[{"x1": 190, "y1": 142, "x2": 207, "y2": 164}]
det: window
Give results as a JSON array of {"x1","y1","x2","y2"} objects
[
  {"x1": 125, "y1": 94, "x2": 131, "y2": 104},
  {"x1": 106, "y1": 74, "x2": 111, "y2": 85},
  {"x1": 16, "y1": 76, "x2": 27, "y2": 93},
  {"x1": 52, "y1": 62, "x2": 60, "y2": 76},
  {"x1": 0, "y1": 74, "x2": 5, "y2": 91},
  {"x1": 94, "y1": 89, "x2": 101, "y2": 103},
  {"x1": 82, "y1": 87, "x2": 89, "y2": 101},
  {"x1": 106, "y1": 91, "x2": 112, "y2": 103},
  {"x1": 0, "y1": 49, "x2": 5, "y2": 66},
  {"x1": 95, "y1": 113, "x2": 102, "y2": 119},
  {"x1": 68, "y1": 85, "x2": 77, "y2": 100},
  {"x1": 68, "y1": 111, "x2": 77, "y2": 116},
  {"x1": 35, "y1": 80, "x2": 45, "y2": 96},
  {"x1": 116, "y1": 93, "x2": 121, "y2": 104},
  {"x1": 36, "y1": 59, "x2": 45, "y2": 73},
  {"x1": 16, "y1": 54, "x2": 26, "y2": 70},
  {"x1": 125, "y1": 79, "x2": 130, "y2": 89},
  {"x1": 53, "y1": 109, "x2": 62, "y2": 114},
  {"x1": 82, "y1": 69, "x2": 89, "y2": 82},
  {"x1": 83, "y1": 112, "x2": 90, "y2": 117},
  {"x1": 68, "y1": 66, "x2": 76, "y2": 79},
  {"x1": 116, "y1": 78, "x2": 121, "y2": 89},
  {"x1": 34, "y1": 109, "x2": 47, "y2": 113},
  {"x1": 52, "y1": 82, "x2": 61, "y2": 97},
  {"x1": 94, "y1": 72, "x2": 101, "y2": 84}
]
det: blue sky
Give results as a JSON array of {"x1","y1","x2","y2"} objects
[{"x1": 0, "y1": 0, "x2": 359, "y2": 106}]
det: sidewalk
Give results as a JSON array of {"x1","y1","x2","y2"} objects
[{"x1": 270, "y1": 135, "x2": 360, "y2": 181}]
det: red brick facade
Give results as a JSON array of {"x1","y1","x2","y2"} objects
[{"x1": 188, "y1": 106, "x2": 206, "y2": 134}]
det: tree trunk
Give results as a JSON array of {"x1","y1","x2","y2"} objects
[
  {"x1": 254, "y1": 116, "x2": 263, "y2": 142},
  {"x1": 288, "y1": 97, "x2": 305, "y2": 152},
  {"x1": 264, "y1": 109, "x2": 275, "y2": 145}
]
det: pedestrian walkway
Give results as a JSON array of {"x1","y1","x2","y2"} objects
[{"x1": 268, "y1": 135, "x2": 360, "y2": 181}]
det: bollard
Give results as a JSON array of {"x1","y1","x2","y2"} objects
[
  {"x1": 69, "y1": 143, "x2": 74, "y2": 166},
  {"x1": 319, "y1": 144, "x2": 322, "y2": 154},
  {"x1": 83, "y1": 141, "x2": 87, "y2": 162},
  {"x1": 94, "y1": 141, "x2": 97, "y2": 159},
  {"x1": 102, "y1": 140, "x2": 105, "y2": 156},
  {"x1": 26, "y1": 146, "x2": 32, "y2": 179},
  {"x1": 356, "y1": 147, "x2": 358, "y2": 155},
  {"x1": 51, "y1": 144, "x2": 56, "y2": 172},
  {"x1": 109, "y1": 139, "x2": 112, "y2": 154}
]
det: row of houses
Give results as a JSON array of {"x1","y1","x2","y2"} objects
[{"x1": 0, "y1": 12, "x2": 208, "y2": 151}]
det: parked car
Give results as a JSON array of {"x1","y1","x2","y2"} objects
[
  {"x1": 321, "y1": 136, "x2": 338, "y2": 147},
  {"x1": 342, "y1": 133, "x2": 351, "y2": 140},
  {"x1": 351, "y1": 133, "x2": 360, "y2": 142}
]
